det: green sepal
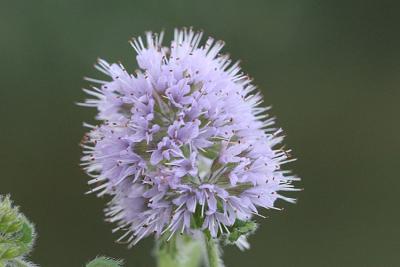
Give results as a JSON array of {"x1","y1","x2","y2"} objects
[
  {"x1": 227, "y1": 220, "x2": 257, "y2": 243},
  {"x1": 190, "y1": 205, "x2": 205, "y2": 229},
  {"x1": 201, "y1": 142, "x2": 221, "y2": 161}
]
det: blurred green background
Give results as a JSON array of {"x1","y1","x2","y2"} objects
[{"x1": 1, "y1": 0, "x2": 399, "y2": 266}]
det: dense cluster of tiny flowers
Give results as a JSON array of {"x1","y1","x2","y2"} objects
[{"x1": 80, "y1": 29, "x2": 299, "y2": 246}]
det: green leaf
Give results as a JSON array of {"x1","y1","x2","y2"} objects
[{"x1": 86, "y1": 256, "x2": 123, "y2": 267}]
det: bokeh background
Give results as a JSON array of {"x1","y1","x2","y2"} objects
[{"x1": 1, "y1": 1, "x2": 399, "y2": 266}]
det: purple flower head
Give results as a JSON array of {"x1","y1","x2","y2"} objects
[{"x1": 80, "y1": 28, "x2": 299, "y2": 248}]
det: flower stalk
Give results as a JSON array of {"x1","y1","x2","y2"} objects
[
  {"x1": 203, "y1": 234, "x2": 224, "y2": 267},
  {"x1": 156, "y1": 234, "x2": 202, "y2": 267}
]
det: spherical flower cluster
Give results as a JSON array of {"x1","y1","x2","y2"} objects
[{"x1": 80, "y1": 29, "x2": 299, "y2": 247}]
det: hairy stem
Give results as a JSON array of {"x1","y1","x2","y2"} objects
[
  {"x1": 203, "y1": 234, "x2": 224, "y2": 267},
  {"x1": 156, "y1": 235, "x2": 202, "y2": 267}
]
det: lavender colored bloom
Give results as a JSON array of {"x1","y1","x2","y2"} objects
[{"x1": 80, "y1": 28, "x2": 299, "y2": 247}]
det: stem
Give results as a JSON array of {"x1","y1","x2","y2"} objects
[
  {"x1": 203, "y1": 234, "x2": 224, "y2": 267},
  {"x1": 156, "y1": 235, "x2": 202, "y2": 267}
]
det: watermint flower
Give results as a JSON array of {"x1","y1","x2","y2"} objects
[{"x1": 80, "y1": 28, "x2": 299, "y2": 247}]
